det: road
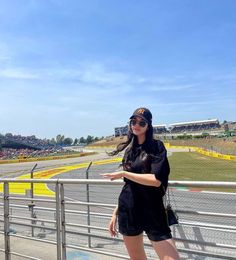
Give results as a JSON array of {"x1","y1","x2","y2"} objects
[{"x1": 0, "y1": 149, "x2": 236, "y2": 259}]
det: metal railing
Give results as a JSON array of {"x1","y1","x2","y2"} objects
[{"x1": 0, "y1": 179, "x2": 236, "y2": 260}]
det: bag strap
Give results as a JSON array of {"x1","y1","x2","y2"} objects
[
  {"x1": 162, "y1": 185, "x2": 168, "y2": 207},
  {"x1": 167, "y1": 187, "x2": 179, "y2": 219},
  {"x1": 162, "y1": 184, "x2": 173, "y2": 207},
  {"x1": 167, "y1": 185, "x2": 171, "y2": 204}
]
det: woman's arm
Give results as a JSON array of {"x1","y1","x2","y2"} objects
[
  {"x1": 112, "y1": 205, "x2": 118, "y2": 216},
  {"x1": 102, "y1": 171, "x2": 161, "y2": 187},
  {"x1": 109, "y1": 205, "x2": 118, "y2": 237}
]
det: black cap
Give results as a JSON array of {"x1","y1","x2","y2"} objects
[{"x1": 130, "y1": 107, "x2": 152, "y2": 124}]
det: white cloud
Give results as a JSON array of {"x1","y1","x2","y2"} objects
[
  {"x1": 0, "y1": 68, "x2": 39, "y2": 79},
  {"x1": 0, "y1": 42, "x2": 12, "y2": 63},
  {"x1": 0, "y1": 60, "x2": 235, "y2": 138},
  {"x1": 147, "y1": 83, "x2": 197, "y2": 91}
]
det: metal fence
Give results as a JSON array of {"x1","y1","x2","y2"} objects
[{"x1": 0, "y1": 179, "x2": 236, "y2": 260}]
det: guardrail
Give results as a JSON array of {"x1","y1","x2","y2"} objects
[{"x1": 0, "y1": 179, "x2": 236, "y2": 260}]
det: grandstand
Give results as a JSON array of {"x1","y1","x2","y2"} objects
[
  {"x1": 114, "y1": 124, "x2": 169, "y2": 136},
  {"x1": 3, "y1": 134, "x2": 51, "y2": 150},
  {"x1": 153, "y1": 124, "x2": 168, "y2": 134},
  {"x1": 169, "y1": 119, "x2": 220, "y2": 134},
  {"x1": 114, "y1": 125, "x2": 128, "y2": 137},
  {"x1": 0, "y1": 134, "x2": 77, "y2": 160},
  {"x1": 114, "y1": 119, "x2": 222, "y2": 137}
]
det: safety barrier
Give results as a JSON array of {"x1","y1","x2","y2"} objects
[
  {"x1": 88, "y1": 143, "x2": 236, "y2": 161},
  {"x1": 0, "y1": 152, "x2": 96, "y2": 165},
  {"x1": 194, "y1": 148, "x2": 236, "y2": 161},
  {"x1": 0, "y1": 179, "x2": 236, "y2": 259}
]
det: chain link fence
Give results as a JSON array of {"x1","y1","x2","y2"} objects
[{"x1": 0, "y1": 160, "x2": 236, "y2": 259}]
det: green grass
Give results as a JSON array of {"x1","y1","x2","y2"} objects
[{"x1": 168, "y1": 152, "x2": 236, "y2": 192}]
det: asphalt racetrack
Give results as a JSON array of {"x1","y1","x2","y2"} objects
[{"x1": 0, "y1": 149, "x2": 236, "y2": 259}]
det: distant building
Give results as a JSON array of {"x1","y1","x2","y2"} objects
[
  {"x1": 114, "y1": 124, "x2": 168, "y2": 136},
  {"x1": 114, "y1": 119, "x2": 223, "y2": 137},
  {"x1": 114, "y1": 125, "x2": 128, "y2": 137},
  {"x1": 153, "y1": 125, "x2": 168, "y2": 134},
  {"x1": 169, "y1": 119, "x2": 220, "y2": 133}
]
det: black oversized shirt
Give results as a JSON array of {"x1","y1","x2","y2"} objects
[{"x1": 118, "y1": 139, "x2": 170, "y2": 232}]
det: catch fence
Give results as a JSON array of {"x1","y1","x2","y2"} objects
[{"x1": 0, "y1": 179, "x2": 236, "y2": 260}]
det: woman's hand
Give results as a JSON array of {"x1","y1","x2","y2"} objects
[
  {"x1": 109, "y1": 213, "x2": 118, "y2": 237},
  {"x1": 101, "y1": 171, "x2": 126, "y2": 180},
  {"x1": 103, "y1": 171, "x2": 161, "y2": 187}
]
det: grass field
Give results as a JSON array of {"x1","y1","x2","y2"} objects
[{"x1": 168, "y1": 152, "x2": 236, "y2": 191}]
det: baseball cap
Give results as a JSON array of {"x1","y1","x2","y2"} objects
[{"x1": 130, "y1": 107, "x2": 152, "y2": 124}]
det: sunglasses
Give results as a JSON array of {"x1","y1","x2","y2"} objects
[{"x1": 130, "y1": 119, "x2": 148, "y2": 127}]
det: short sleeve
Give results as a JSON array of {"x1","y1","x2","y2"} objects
[{"x1": 150, "y1": 140, "x2": 170, "y2": 190}]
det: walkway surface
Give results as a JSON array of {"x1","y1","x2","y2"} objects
[
  {"x1": 0, "y1": 236, "x2": 121, "y2": 260},
  {"x1": 0, "y1": 151, "x2": 125, "y2": 259}
]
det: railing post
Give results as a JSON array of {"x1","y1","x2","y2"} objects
[
  {"x1": 86, "y1": 162, "x2": 92, "y2": 248},
  {"x1": 60, "y1": 183, "x2": 66, "y2": 260},
  {"x1": 55, "y1": 181, "x2": 61, "y2": 260},
  {"x1": 30, "y1": 163, "x2": 37, "y2": 237},
  {"x1": 4, "y1": 182, "x2": 11, "y2": 260}
]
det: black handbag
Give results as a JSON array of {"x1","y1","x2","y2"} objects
[
  {"x1": 166, "y1": 204, "x2": 179, "y2": 226},
  {"x1": 163, "y1": 186, "x2": 179, "y2": 226}
]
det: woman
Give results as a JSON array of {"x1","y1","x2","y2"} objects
[{"x1": 102, "y1": 107, "x2": 179, "y2": 260}]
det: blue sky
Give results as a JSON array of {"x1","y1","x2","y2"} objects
[{"x1": 0, "y1": 0, "x2": 235, "y2": 139}]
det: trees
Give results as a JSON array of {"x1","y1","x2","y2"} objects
[
  {"x1": 73, "y1": 138, "x2": 78, "y2": 145},
  {"x1": 63, "y1": 138, "x2": 73, "y2": 146},
  {"x1": 56, "y1": 135, "x2": 65, "y2": 145},
  {"x1": 49, "y1": 138, "x2": 57, "y2": 145},
  {"x1": 79, "y1": 137, "x2": 86, "y2": 144},
  {"x1": 86, "y1": 135, "x2": 94, "y2": 144},
  {"x1": 1, "y1": 132, "x2": 101, "y2": 148}
]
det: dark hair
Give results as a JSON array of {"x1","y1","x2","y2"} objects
[{"x1": 108, "y1": 122, "x2": 155, "y2": 156}]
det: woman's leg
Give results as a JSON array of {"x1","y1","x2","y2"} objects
[
  {"x1": 123, "y1": 233, "x2": 147, "y2": 260},
  {"x1": 151, "y1": 238, "x2": 180, "y2": 260}
]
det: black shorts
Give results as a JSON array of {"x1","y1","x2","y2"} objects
[{"x1": 119, "y1": 227, "x2": 172, "y2": 242}]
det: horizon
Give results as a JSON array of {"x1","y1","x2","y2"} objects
[
  {"x1": 1, "y1": 1, "x2": 235, "y2": 139},
  {"x1": 2, "y1": 117, "x2": 234, "y2": 140}
]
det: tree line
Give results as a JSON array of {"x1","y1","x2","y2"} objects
[
  {"x1": 0, "y1": 133, "x2": 103, "y2": 148},
  {"x1": 50, "y1": 134, "x2": 103, "y2": 146}
]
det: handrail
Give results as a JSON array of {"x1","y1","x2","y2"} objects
[
  {"x1": 0, "y1": 178, "x2": 236, "y2": 188},
  {"x1": 0, "y1": 179, "x2": 236, "y2": 260}
]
